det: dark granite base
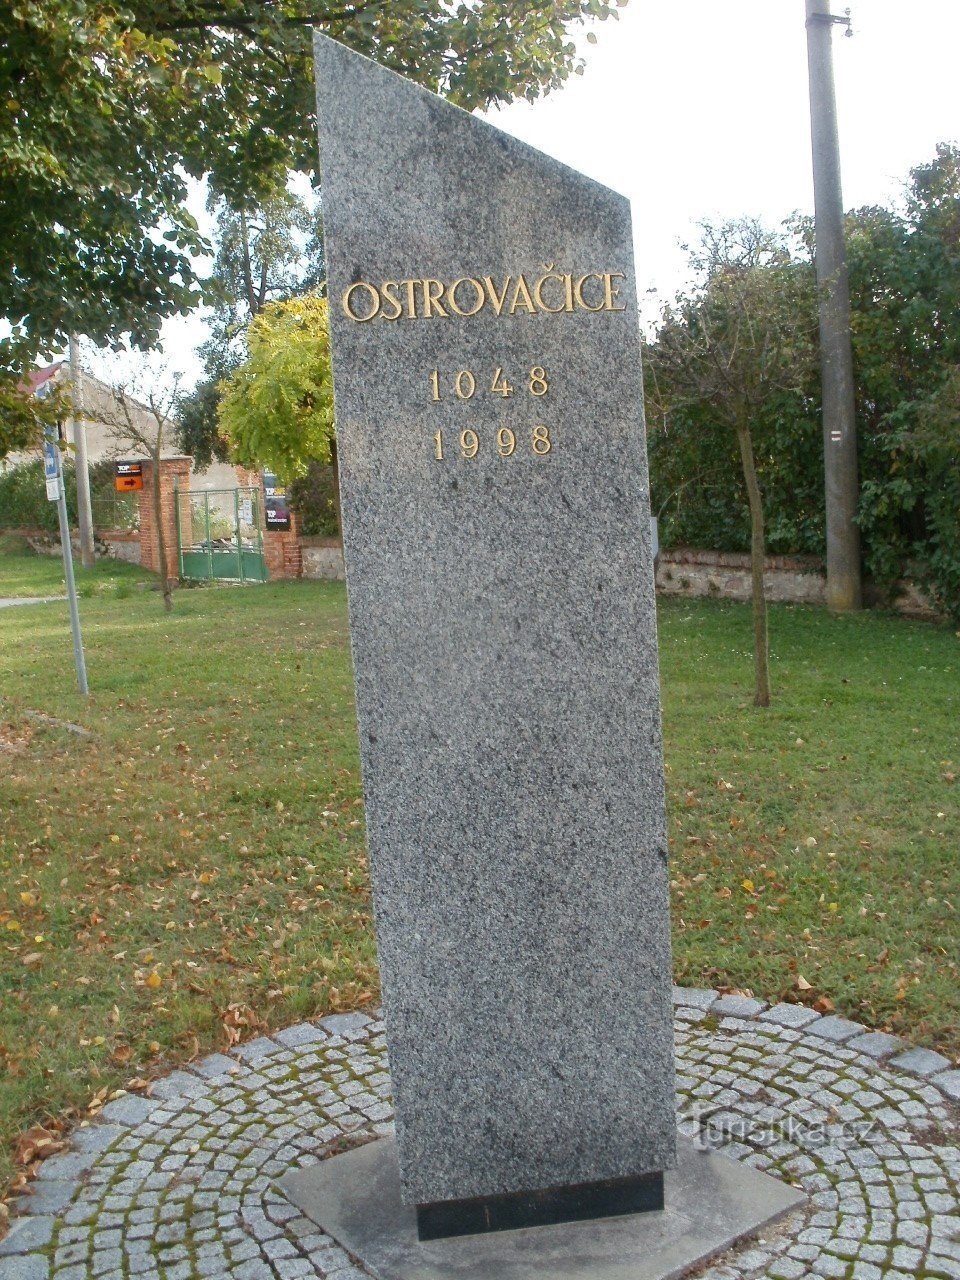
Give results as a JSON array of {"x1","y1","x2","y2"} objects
[
  {"x1": 416, "y1": 1169, "x2": 664, "y2": 1240},
  {"x1": 281, "y1": 1134, "x2": 806, "y2": 1280}
]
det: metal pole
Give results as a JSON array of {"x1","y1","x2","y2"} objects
[
  {"x1": 174, "y1": 475, "x2": 183, "y2": 579},
  {"x1": 68, "y1": 335, "x2": 96, "y2": 570},
  {"x1": 53, "y1": 430, "x2": 89, "y2": 696},
  {"x1": 235, "y1": 488, "x2": 245, "y2": 583},
  {"x1": 805, "y1": 0, "x2": 862, "y2": 610}
]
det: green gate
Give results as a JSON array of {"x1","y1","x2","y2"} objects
[{"x1": 175, "y1": 484, "x2": 268, "y2": 583}]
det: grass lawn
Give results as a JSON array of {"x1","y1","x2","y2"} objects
[
  {"x1": 0, "y1": 533, "x2": 152, "y2": 599},
  {"x1": 0, "y1": 556, "x2": 957, "y2": 1201}
]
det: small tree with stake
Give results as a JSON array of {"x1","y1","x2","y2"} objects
[{"x1": 645, "y1": 220, "x2": 817, "y2": 707}]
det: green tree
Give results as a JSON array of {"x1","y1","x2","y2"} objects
[
  {"x1": 1, "y1": 2, "x2": 206, "y2": 376},
  {"x1": 839, "y1": 146, "x2": 960, "y2": 616},
  {"x1": 218, "y1": 293, "x2": 334, "y2": 482},
  {"x1": 2, "y1": 0, "x2": 628, "y2": 385},
  {"x1": 645, "y1": 220, "x2": 818, "y2": 707},
  {"x1": 0, "y1": 378, "x2": 61, "y2": 461}
]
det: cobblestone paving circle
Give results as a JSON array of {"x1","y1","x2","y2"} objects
[{"x1": 1, "y1": 992, "x2": 959, "y2": 1280}]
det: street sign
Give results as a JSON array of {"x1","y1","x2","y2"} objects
[
  {"x1": 43, "y1": 435, "x2": 60, "y2": 502},
  {"x1": 115, "y1": 461, "x2": 144, "y2": 492}
]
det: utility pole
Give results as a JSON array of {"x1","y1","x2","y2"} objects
[
  {"x1": 68, "y1": 335, "x2": 96, "y2": 569},
  {"x1": 40, "y1": 415, "x2": 89, "y2": 697},
  {"x1": 805, "y1": 0, "x2": 862, "y2": 611}
]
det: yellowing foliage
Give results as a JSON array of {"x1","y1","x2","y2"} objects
[{"x1": 218, "y1": 293, "x2": 334, "y2": 479}]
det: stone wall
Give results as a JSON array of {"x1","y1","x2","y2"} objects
[
  {"x1": 100, "y1": 531, "x2": 141, "y2": 565},
  {"x1": 300, "y1": 537, "x2": 345, "y2": 581},
  {"x1": 656, "y1": 547, "x2": 941, "y2": 620},
  {"x1": 656, "y1": 548, "x2": 826, "y2": 606},
  {"x1": 17, "y1": 527, "x2": 140, "y2": 566}
]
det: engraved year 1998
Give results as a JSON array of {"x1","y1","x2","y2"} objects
[{"x1": 433, "y1": 425, "x2": 552, "y2": 460}]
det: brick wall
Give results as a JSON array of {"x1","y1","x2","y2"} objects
[
  {"x1": 138, "y1": 458, "x2": 191, "y2": 580},
  {"x1": 264, "y1": 509, "x2": 303, "y2": 581}
]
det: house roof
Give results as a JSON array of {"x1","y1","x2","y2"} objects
[{"x1": 20, "y1": 362, "x2": 64, "y2": 395}]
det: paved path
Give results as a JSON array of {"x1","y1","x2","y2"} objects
[
  {"x1": 0, "y1": 598, "x2": 65, "y2": 609},
  {"x1": 1, "y1": 992, "x2": 958, "y2": 1280}
]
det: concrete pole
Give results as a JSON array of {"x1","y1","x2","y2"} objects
[
  {"x1": 68, "y1": 335, "x2": 96, "y2": 569},
  {"x1": 805, "y1": 0, "x2": 862, "y2": 610},
  {"x1": 49, "y1": 427, "x2": 89, "y2": 696}
]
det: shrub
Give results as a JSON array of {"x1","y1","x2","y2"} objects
[
  {"x1": 289, "y1": 461, "x2": 340, "y2": 538},
  {"x1": 0, "y1": 458, "x2": 77, "y2": 531}
]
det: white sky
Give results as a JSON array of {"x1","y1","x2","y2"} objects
[{"x1": 88, "y1": 0, "x2": 960, "y2": 390}]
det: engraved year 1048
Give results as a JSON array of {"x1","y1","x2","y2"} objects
[
  {"x1": 430, "y1": 365, "x2": 553, "y2": 460},
  {"x1": 429, "y1": 365, "x2": 549, "y2": 400}
]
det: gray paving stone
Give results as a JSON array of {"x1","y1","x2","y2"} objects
[
  {"x1": 847, "y1": 1030, "x2": 904, "y2": 1059},
  {"x1": 318, "y1": 1013, "x2": 372, "y2": 1040},
  {"x1": 90, "y1": 1248, "x2": 123, "y2": 1275},
  {"x1": 0, "y1": 1216, "x2": 55, "y2": 1255},
  {"x1": 275, "y1": 1259, "x2": 318, "y2": 1279},
  {"x1": 806, "y1": 1015, "x2": 864, "y2": 1043},
  {"x1": 933, "y1": 1068, "x2": 960, "y2": 1100},
  {"x1": 851, "y1": 1265, "x2": 883, "y2": 1280},
  {"x1": 149, "y1": 1070, "x2": 208, "y2": 1102},
  {"x1": 191, "y1": 1053, "x2": 239, "y2": 1079},
  {"x1": 13, "y1": 1181, "x2": 75, "y2": 1217},
  {"x1": 671, "y1": 986, "x2": 719, "y2": 1011},
  {"x1": 759, "y1": 1003, "x2": 820, "y2": 1029},
  {"x1": 275, "y1": 1023, "x2": 329, "y2": 1049},
  {"x1": 68, "y1": 1124, "x2": 125, "y2": 1155},
  {"x1": 812, "y1": 1253, "x2": 848, "y2": 1277},
  {"x1": 890, "y1": 1046, "x2": 953, "y2": 1077},
  {"x1": 0, "y1": 1256, "x2": 49, "y2": 1280},
  {"x1": 768, "y1": 1260, "x2": 807, "y2": 1280},
  {"x1": 232, "y1": 1260, "x2": 275, "y2": 1279},
  {"x1": 98, "y1": 1094, "x2": 161, "y2": 1127},
  {"x1": 233, "y1": 1036, "x2": 281, "y2": 1063},
  {"x1": 712, "y1": 995, "x2": 767, "y2": 1018}
]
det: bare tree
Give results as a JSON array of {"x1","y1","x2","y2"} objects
[{"x1": 99, "y1": 367, "x2": 182, "y2": 613}]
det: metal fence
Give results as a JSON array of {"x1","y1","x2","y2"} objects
[{"x1": 175, "y1": 485, "x2": 267, "y2": 583}]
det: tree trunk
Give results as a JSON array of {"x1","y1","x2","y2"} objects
[
  {"x1": 329, "y1": 435, "x2": 344, "y2": 546},
  {"x1": 736, "y1": 422, "x2": 770, "y2": 707},
  {"x1": 240, "y1": 209, "x2": 257, "y2": 316},
  {"x1": 152, "y1": 458, "x2": 174, "y2": 613}
]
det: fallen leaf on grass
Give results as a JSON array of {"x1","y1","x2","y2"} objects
[
  {"x1": 221, "y1": 1002, "x2": 262, "y2": 1047},
  {"x1": 14, "y1": 1126, "x2": 66, "y2": 1167}
]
